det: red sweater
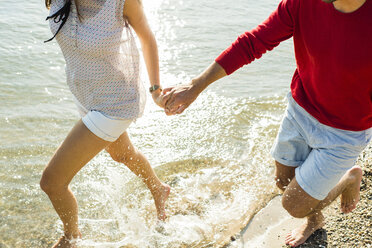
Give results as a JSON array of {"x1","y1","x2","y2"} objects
[{"x1": 216, "y1": 0, "x2": 372, "y2": 131}]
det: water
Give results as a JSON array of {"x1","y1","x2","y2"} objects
[{"x1": 0, "y1": 0, "x2": 296, "y2": 247}]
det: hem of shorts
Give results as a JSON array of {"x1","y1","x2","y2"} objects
[
  {"x1": 271, "y1": 152, "x2": 303, "y2": 167},
  {"x1": 290, "y1": 92, "x2": 372, "y2": 132},
  {"x1": 82, "y1": 115, "x2": 118, "y2": 142},
  {"x1": 295, "y1": 168, "x2": 326, "y2": 200}
]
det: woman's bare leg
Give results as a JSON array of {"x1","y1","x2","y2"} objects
[
  {"x1": 40, "y1": 120, "x2": 111, "y2": 247},
  {"x1": 106, "y1": 132, "x2": 170, "y2": 220}
]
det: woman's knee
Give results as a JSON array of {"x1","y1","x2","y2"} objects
[{"x1": 40, "y1": 168, "x2": 67, "y2": 195}]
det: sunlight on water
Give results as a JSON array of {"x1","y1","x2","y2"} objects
[{"x1": 0, "y1": 0, "x2": 295, "y2": 247}]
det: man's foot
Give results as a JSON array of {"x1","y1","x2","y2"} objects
[
  {"x1": 340, "y1": 166, "x2": 363, "y2": 214},
  {"x1": 285, "y1": 211, "x2": 325, "y2": 247},
  {"x1": 152, "y1": 183, "x2": 171, "y2": 221}
]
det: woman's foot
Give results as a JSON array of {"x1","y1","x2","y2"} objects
[
  {"x1": 340, "y1": 166, "x2": 363, "y2": 214},
  {"x1": 285, "y1": 211, "x2": 325, "y2": 247},
  {"x1": 52, "y1": 232, "x2": 82, "y2": 248},
  {"x1": 152, "y1": 183, "x2": 171, "y2": 221}
]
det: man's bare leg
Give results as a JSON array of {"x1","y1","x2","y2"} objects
[
  {"x1": 274, "y1": 161, "x2": 296, "y2": 192},
  {"x1": 282, "y1": 166, "x2": 363, "y2": 247}
]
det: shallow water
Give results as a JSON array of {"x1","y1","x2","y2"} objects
[{"x1": 0, "y1": 0, "x2": 296, "y2": 247}]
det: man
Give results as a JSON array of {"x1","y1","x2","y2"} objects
[{"x1": 162, "y1": 0, "x2": 372, "y2": 246}]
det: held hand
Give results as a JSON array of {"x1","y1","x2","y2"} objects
[
  {"x1": 151, "y1": 89, "x2": 173, "y2": 109},
  {"x1": 163, "y1": 83, "x2": 200, "y2": 116}
]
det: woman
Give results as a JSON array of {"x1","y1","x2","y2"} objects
[{"x1": 40, "y1": 0, "x2": 171, "y2": 247}]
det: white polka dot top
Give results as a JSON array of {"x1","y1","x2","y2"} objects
[{"x1": 49, "y1": 0, "x2": 146, "y2": 120}]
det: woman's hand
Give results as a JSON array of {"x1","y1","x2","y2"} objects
[
  {"x1": 164, "y1": 62, "x2": 227, "y2": 115},
  {"x1": 151, "y1": 89, "x2": 171, "y2": 109},
  {"x1": 163, "y1": 82, "x2": 201, "y2": 115}
]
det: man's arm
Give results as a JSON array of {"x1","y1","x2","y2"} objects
[
  {"x1": 165, "y1": 0, "x2": 298, "y2": 115},
  {"x1": 215, "y1": 0, "x2": 297, "y2": 75}
]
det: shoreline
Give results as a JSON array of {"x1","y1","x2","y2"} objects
[{"x1": 229, "y1": 143, "x2": 371, "y2": 248}]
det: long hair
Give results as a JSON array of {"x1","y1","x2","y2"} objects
[
  {"x1": 45, "y1": 0, "x2": 51, "y2": 9},
  {"x1": 44, "y1": 0, "x2": 71, "y2": 42},
  {"x1": 45, "y1": 0, "x2": 142, "y2": 42}
]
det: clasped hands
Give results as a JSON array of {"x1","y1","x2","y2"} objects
[{"x1": 151, "y1": 82, "x2": 201, "y2": 116}]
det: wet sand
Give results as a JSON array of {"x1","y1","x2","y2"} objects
[{"x1": 229, "y1": 143, "x2": 371, "y2": 248}]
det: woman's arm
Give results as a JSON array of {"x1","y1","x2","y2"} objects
[{"x1": 123, "y1": 0, "x2": 167, "y2": 108}]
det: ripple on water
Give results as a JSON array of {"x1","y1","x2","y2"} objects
[{"x1": 1, "y1": 91, "x2": 286, "y2": 247}]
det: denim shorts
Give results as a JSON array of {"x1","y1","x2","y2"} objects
[
  {"x1": 73, "y1": 96, "x2": 132, "y2": 142},
  {"x1": 271, "y1": 93, "x2": 372, "y2": 200}
]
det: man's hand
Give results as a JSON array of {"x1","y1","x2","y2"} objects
[{"x1": 163, "y1": 82, "x2": 201, "y2": 115}]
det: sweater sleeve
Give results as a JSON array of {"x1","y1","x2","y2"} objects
[{"x1": 216, "y1": 0, "x2": 298, "y2": 75}]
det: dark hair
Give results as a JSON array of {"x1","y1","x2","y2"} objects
[
  {"x1": 45, "y1": 0, "x2": 51, "y2": 9},
  {"x1": 44, "y1": 0, "x2": 71, "y2": 42}
]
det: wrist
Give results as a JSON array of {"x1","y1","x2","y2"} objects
[
  {"x1": 190, "y1": 62, "x2": 226, "y2": 94},
  {"x1": 152, "y1": 90, "x2": 161, "y2": 97},
  {"x1": 190, "y1": 78, "x2": 206, "y2": 95},
  {"x1": 149, "y1": 85, "x2": 162, "y2": 95}
]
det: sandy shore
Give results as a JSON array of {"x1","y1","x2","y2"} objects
[
  {"x1": 229, "y1": 143, "x2": 371, "y2": 248},
  {"x1": 323, "y1": 143, "x2": 372, "y2": 248}
]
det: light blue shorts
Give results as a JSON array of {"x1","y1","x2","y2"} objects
[
  {"x1": 271, "y1": 93, "x2": 372, "y2": 200},
  {"x1": 74, "y1": 97, "x2": 132, "y2": 142}
]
